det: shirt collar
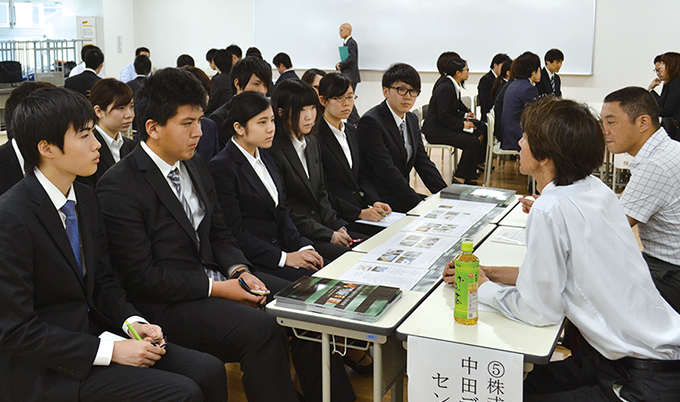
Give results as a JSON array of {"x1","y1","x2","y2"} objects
[
  {"x1": 84, "y1": 67, "x2": 98, "y2": 75},
  {"x1": 11, "y1": 138, "x2": 25, "y2": 175},
  {"x1": 546, "y1": 68, "x2": 554, "y2": 79},
  {"x1": 448, "y1": 75, "x2": 462, "y2": 95},
  {"x1": 96, "y1": 125, "x2": 122, "y2": 145},
  {"x1": 34, "y1": 167, "x2": 76, "y2": 210},
  {"x1": 324, "y1": 117, "x2": 345, "y2": 137},
  {"x1": 140, "y1": 141, "x2": 181, "y2": 179},
  {"x1": 290, "y1": 134, "x2": 307, "y2": 153},
  {"x1": 231, "y1": 136, "x2": 262, "y2": 166},
  {"x1": 631, "y1": 127, "x2": 667, "y2": 168},
  {"x1": 386, "y1": 102, "x2": 406, "y2": 128},
  {"x1": 491, "y1": 69, "x2": 498, "y2": 79}
]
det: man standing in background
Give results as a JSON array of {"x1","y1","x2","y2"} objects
[{"x1": 336, "y1": 23, "x2": 361, "y2": 126}]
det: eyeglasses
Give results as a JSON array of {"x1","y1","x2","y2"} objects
[
  {"x1": 654, "y1": 68, "x2": 661, "y2": 73},
  {"x1": 390, "y1": 86, "x2": 421, "y2": 97},
  {"x1": 330, "y1": 95, "x2": 358, "y2": 102}
]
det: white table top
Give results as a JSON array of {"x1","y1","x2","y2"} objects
[
  {"x1": 407, "y1": 193, "x2": 519, "y2": 222},
  {"x1": 474, "y1": 227, "x2": 526, "y2": 266},
  {"x1": 497, "y1": 201, "x2": 528, "y2": 228}
]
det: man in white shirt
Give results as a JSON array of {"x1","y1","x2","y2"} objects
[
  {"x1": 444, "y1": 96, "x2": 680, "y2": 401},
  {"x1": 0, "y1": 85, "x2": 226, "y2": 401},
  {"x1": 602, "y1": 86, "x2": 680, "y2": 313},
  {"x1": 119, "y1": 47, "x2": 151, "y2": 83}
]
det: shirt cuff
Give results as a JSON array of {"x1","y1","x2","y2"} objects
[
  {"x1": 226, "y1": 264, "x2": 247, "y2": 278},
  {"x1": 478, "y1": 281, "x2": 504, "y2": 307},
  {"x1": 299, "y1": 245, "x2": 315, "y2": 251},
  {"x1": 121, "y1": 315, "x2": 149, "y2": 338},
  {"x1": 93, "y1": 339, "x2": 114, "y2": 366},
  {"x1": 208, "y1": 278, "x2": 213, "y2": 297},
  {"x1": 279, "y1": 252, "x2": 287, "y2": 268}
]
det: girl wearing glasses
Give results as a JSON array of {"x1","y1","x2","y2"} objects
[{"x1": 317, "y1": 72, "x2": 391, "y2": 235}]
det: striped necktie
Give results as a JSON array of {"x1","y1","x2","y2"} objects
[
  {"x1": 61, "y1": 200, "x2": 82, "y2": 276},
  {"x1": 551, "y1": 75, "x2": 555, "y2": 93}
]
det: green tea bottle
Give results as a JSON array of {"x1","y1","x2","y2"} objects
[{"x1": 454, "y1": 240, "x2": 479, "y2": 325}]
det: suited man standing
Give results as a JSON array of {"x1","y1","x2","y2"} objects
[
  {"x1": 65, "y1": 48, "x2": 103, "y2": 98},
  {"x1": 336, "y1": 23, "x2": 361, "y2": 127},
  {"x1": 535, "y1": 48, "x2": 564, "y2": 98},
  {"x1": 0, "y1": 81, "x2": 55, "y2": 196},
  {"x1": 0, "y1": 86, "x2": 227, "y2": 402},
  {"x1": 357, "y1": 63, "x2": 447, "y2": 213}
]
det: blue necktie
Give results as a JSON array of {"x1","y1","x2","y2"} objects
[{"x1": 61, "y1": 200, "x2": 82, "y2": 276}]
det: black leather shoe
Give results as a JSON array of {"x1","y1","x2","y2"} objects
[{"x1": 343, "y1": 351, "x2": 373, "y2": 375}]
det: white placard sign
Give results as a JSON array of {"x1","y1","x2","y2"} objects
[{"x1": 407, "y1": 335, "x2": 523, "y2": 402}]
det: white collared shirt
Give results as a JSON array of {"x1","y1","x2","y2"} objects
[
  {"x1": 68, "y1": 62, "x2": 106, "y2": 79},
  {"x1": 290, "y1": 135, "x2": 309, "y2": 178},
  {"x1": 448, "y1": 75, "x2": 462, "y2": 99},
  {"x1": 231, "y1": 138, "x2": 278, "y2": 207},
  {"x1": 33, "y1": 167, "x2": 147, "y2": 366},
  {"x1": 11, "y1": 138, "x2": 25, "y2": 175},
  {"x1": 325, "y1": 118, "x2": 353, "y2": 169},
  {"x1": 96, "y1": 125, "x2": 124, "y2": 163},
  {"x1": 387, "y1": 102, "x2": 412, "y2": 160}
]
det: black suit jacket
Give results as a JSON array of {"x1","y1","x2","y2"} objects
[
  {"x1": 208, "y1": 98, "x2": 233, "y2": 149},
  {"x1": 477, "y1": 70, "x2": 496, "y2": 121},
  {"x1": 357, "y1": 101, "x2": 447, "y2": 212},
  {"x1": 338, "y1": 37, "x2": 361, "y2": 85},
  {"x1": 0, "y1": 140, "x2": 23, "y2": 195},
  {"x1": 195, "y1": 117, "x2": 221, "y2": 162},
  {"x1": 317, "y1": 119, "x2": 380, "y2": 221},
  {"x1": 0, "y1": 174, "x2": 139, "y2": 402},
  {"x1": 127, "y1": 76, "x2": 146, "y2": 94},
  {"x1": 535, "y1": 67, "x2": 562, "y2": 97},
  {"x1": 652, "y1": 78, "x2": 680, "y2": 122},
  {"x1": 493, "y1": 78, "x2": 512, "y2": 141},
  {"x1": 64, "y1": 70, "x2": 101, "y2": 97},
  {"x1": 77, "y1": 128, "x2": 136, "y2": 187},
  {"x1": 206, "y1": 73, "x2": 233, "y2": 115},
  {"x1": 264, "y1": 128, "x2": 347, "y2": 242},
  {"x1": 209, "y1": 141, "x2": 313, "y2": 269},
  {"x1": 422, "y1": 78, "x2": 470, "y2": 136},
  {"x1": 96, "y1": 146, "x2": 250, "y2": 344},
  {"x1": 501, "y1": 79, "x2": 538, "y2": 151},
  {"x1": 275, "y1": 69, "x2": 299, "y2": 86}
]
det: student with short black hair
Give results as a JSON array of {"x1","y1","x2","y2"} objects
[
  {"x1": 205, "y1": 49, "x2": 234, "y2": 115},
  {"x1": 535, "y1": 48, "x2": 564, "y2": 97},
  {"x1": 205, "y1": 48, "x2": 218, "y2": 71},
  {"x1": 226, "y1": 44, "x2": 242, "y2": 65},
  {"x1": 128, "y1": 54, "x2": 151, "y2": 94},
  {"x1": 176, "y1": 54, "x2": 195, "y2": 68},
  {"x1": 68, "y1": 44, "x2": 105, "y2": 79},
  {"x1": 501, "y1": 51, "x2": 541, "y2": 150},
  {"x1": 0, "y1": 85, "x2": 227, "y2": 402},
  {"x1": 273, "y1": 52, "x2": 299, "y2": 85},
  {"x1": 357, "y1": 63, "x2": 447, "y2": 212},
  {"x1": 120, "y1": 47, "x2": 151, "y2": 83},
  {"x1": 65, "y1": 48, "x2": 104, "y2": 97},
  {"x1": 478, "y1": 53, "x2": 512, "y2": 121}
]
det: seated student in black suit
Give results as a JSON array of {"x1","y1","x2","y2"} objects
[
  {"x1": 357, "y1": 63, "x2": 447, "y2": 213},
  {"x1": 97, "y1": 68, "x2": 354, "y2": 402},
  {"x1": 478, "y1": 53, "x2": 512, "y2": 122},
  {"x1": 77, "y1": 79, "x2": 136, "y2": 187},
  {"x1": 127, "y1": 54, "x2": 151, "y2": 94},
  {"x1": 0, "y1": 81, "x2": 54, "y2": 195},
  {"x1": 648, "y1": 52, "x2": 680, "y2": 139},
  {"x1": 226, "y1": 44, "x2": 243, "y2": 65},
  {"x1": 301, "y1": 68, "x2": 326, "y2": 95},
  {"x1": 181, "y1": 66, "x2": 221, "y2": 161},
  {"x1": 0, "y1": 86, "x2": 226, "y2": 402},
  {"x1": 535, "y1": 48, "x2": 563, "y2": 98},
  {"x1": 205, "y1": 49, "x2": 233, "y2": 115},
  {"x1": 265, "y1": 79, "x2": 356, "y2": 261},
  {"x1": 209, "y1": 91, "x2": 323, "y2": 281},
  {"x1": 273, "y1": 52, "x2": 299, "y2": 86},
  {"x1": 317, "y1": 72, "x2": 392, "y2": 235},
  {"x1": 501, "y1": 51, "x2": 541, "y2": 151},
  {"x1": 490, "y1": 60, "x2": 512, "y2": 141},
  {"x1": 209, "y1": 56, "x2": 272, "y2": 147},
  {"x1": 64, "y1": 48, "x2": 104, "y2": 98},
  {"x1": 423, "y1": 57, "x2": 487, "y2": 184}
]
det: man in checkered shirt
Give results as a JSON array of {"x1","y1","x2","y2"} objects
[{"x1": 602, "y1": 86, "x2": 680, "y2": 313}]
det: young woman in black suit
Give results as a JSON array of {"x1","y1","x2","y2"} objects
[
  {"x1": 316, "y1": 72, "x2": 392, "y2": 236},
  {"x1": 265, "y1": 79, "x2": 357, "y2": 261},
  {"x1": 209, "y1": 91, "x2": 323, "y2": 281},
  {"x1": 649, "y1": 52, "x2": 680, "y2": 139}
]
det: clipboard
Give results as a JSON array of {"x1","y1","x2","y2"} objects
[{"x1": 339, "y1": 46, "x2": 349, "y2": 62}]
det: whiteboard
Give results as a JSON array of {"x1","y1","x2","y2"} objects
[{"x1": 254, "y1": 0, "x2": 595, "y2": 74}]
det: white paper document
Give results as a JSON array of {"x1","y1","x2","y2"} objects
[
  {"x1": 355, "y1": 211, "x2": 406, "y2": 227},
  {"x1": 381, "y1": 232, "x2": 458, "y2": 253},
  {"x1": 490, "y1": 226, "x2": 526, "y2": 246},
  {"x1": 429, "y1": 198, "x2": 497, "y2": 215},
  {"x1": 360, "y1": 245, "x2": 442, "y2": 269},
  {"x1": 339, "y1": 262, "x2": 428, "y2": 290},
  {"x1": 401, "y1": 218, "x2": 471, "y2": 238}
]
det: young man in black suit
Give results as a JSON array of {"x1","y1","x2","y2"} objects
[
  {"x1": 0, "y1": 86, "x2": 227, "y2": 402},
  {"x1": 205, "y1": 48, "x2": 233, "y2": 114},
  {"x1": 127, "y1": 54, "x2": 151, "y2": 94},
  {"x1": 97, "y1": 68, "x2": 350, "y2": 402},
  {"x1": 0, "y1": 81, "x2": 55, "y2": 195},
  {"x1": 357, "y1": 63, "x2": 447, "y2": 213},
  {"x1": 273, "y1": 52, "x2": 299, "y2": 85},
  {"x1": 535, "y1": 48, "x2": 564, "y2": 97},
  {"x1": 64, "y1": 48, "x2": 104, "y2": 97},
  {"x1": 478, "y1": 53, "x2": 511, "y2": 122}
]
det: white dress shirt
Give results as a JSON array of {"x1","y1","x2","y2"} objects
[
  {"x1": 96, "y1": 125, "x2": 124, "y2": 163},
  {"x1": 68, "y1": 62, "x2": 106, "y2": 79},
  {"x1": 479, "y1": 176, "x2": 680, "y2": 360},
  {"x1": 290, "y1": 135, "x2": 309, "y2": 178},
  {"x1": 34, "y1": 168, "x2": 146, "y2": 366},
  {"x1": 11, "y1": 138, "x2": 25, "y2": 175},
  {"x1": 324, "y1": 118, "x2": 353, "y2": 169},
  {"x1": 119, "y1": 62, "x2": 136, "y2": 83}
]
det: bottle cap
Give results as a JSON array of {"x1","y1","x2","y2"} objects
[{"x1": 461, "y1": 240, "x2": 473, "y2": 252}]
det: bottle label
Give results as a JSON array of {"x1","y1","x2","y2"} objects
[{"x1": 454, "y1": 260, "x2": 479, "y2": 320}]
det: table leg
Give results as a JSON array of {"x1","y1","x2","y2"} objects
[
  {"x1": 322, "y1": 332, "x2": 331, "y2": 402},
  {"x1": 373, "y1": 342, "x2": 382, "y2": 402},
  {"x1": 391, "y1": 372, "x2": 404, "y2": 402}
]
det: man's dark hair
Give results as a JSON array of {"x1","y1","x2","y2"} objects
[
  {"x1": 301, "y1": 68, "x2": 327, "y2": 87},
  {"x1": 231, "y1": 56, "x2": 272, "y2": 94},
  {"x1": 89, "y1": 78, "x2": 133, "y2": 123},
  {"x1": 4, "y1": 81, "x2": 55, "y2": 140},
  {"x1": 13, "y1": 87, "x2": 96, "y2": 171},
  {"x1": 227, "y1": 91, "x2": 271, "y2": 137},
  {"x1": 436, "y1": 51, "x2": 460, "y2": 75},
  {"x1": 134, "y1": 54, "x2": 151, "y2": 76},
  {"x1": 84, "y1": 48, "x2": 104, "y2": 70},
  {"x1": 490, "y1": 53, "x2": 512, "y2": 69},
  {"x1": 271, "y1": 79, "x2": 319, "y2": 137},
  {"x1": 318, "y1": 72, "x2": 352, "y2": 100},
  {"x1": 135, "y1": 47, "x2": 150, "y2": 56},
  {"x1": 176, "y1": 54, "x2": 195, "y2": 68},
  {"x1": 544, "y1": 48, "x2": 564, "y2": 63},
  {"x1": 521, "y1": 96, "x2": 603, "y2": 186},
  {"x1": 654, "y1": 54, "x2": 662, "y2": 64},
  {"x1": 245, "y1": 47, "x2": 263, "y2": 60},
  {"x1": 181, "y1": 66, "x2": 212, "y2": 96},
  {"x1": 213, "y1": 49, "x2": 233, "y2": 73},
  {"x1": 604, "y1": 87, "x2": 661, "y2": 130},
  {"x1": 226, "y1": 44, "x2": 242, "y2": 59},
  {"x1": 273, "y1": 52, "x2": 293, "y2": 69},
  {"x1": 206, "y1": 48, "x2": 218, "y2": 63},
  {"x1": 382, "y1": 63, "x2": 421, "y2": 91},
  {"x1": 510, "y1": 51, "x2": 540, "y2": 80},
  {"x1": 134, "y1": 68, "x2": 207, "y2": 142},
  {"x1": 80, "y1": 44, "x2": 99, "y2": 61}
]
